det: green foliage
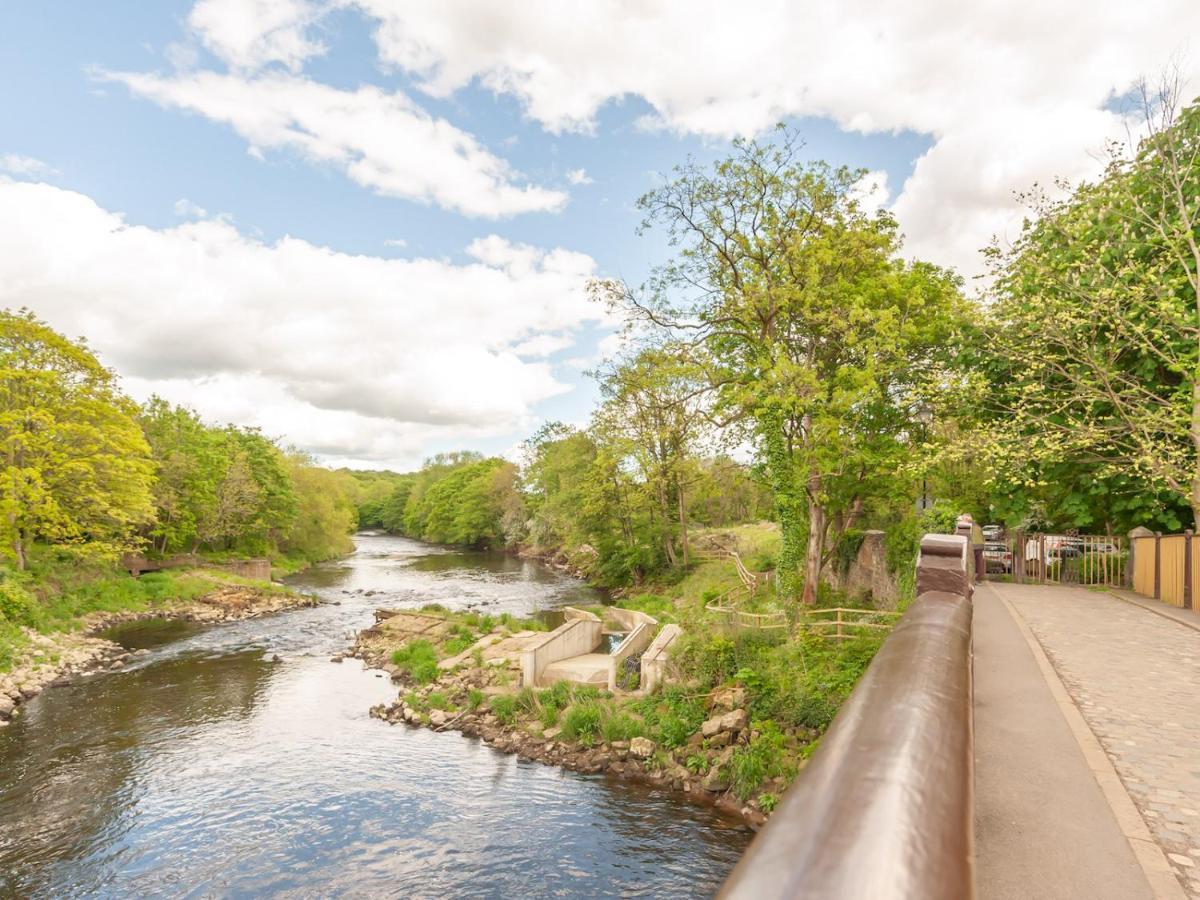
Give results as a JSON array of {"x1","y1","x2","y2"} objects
[
  {"x1": 560, "y1": 703, "x2": 603, "y2": 743},
  {"x1": 0, "y1": 310, "x2": 156, "y2": 569},
  {"x1": 758, "y1": 792, "x2": 779, "y2": 813},
  {"x1": 467, "y1": 689, "x2": 485, "y2": 711},
  {"x1": 426, "y1": 691, "x2": 450, "y2": 710},
  {"x1": 629, "y1": 685, "x2": 706, "y2": 748},
  {"x1": 539, "y1": 703, "x2": 560, "y2": 728},
  {"x1": 729, "y1": 721, "x2": 789, "y2": 800},
  {"x1": 599, "y1": 710, "x2": 644, "y2": 743},
  {"x1": 0, "y1": 574, "x2": 37, "y2": 628},
  {"x1": 390, "y1": 639, "x2": 439, "y2": 684},
  {"x1": 489, "y1": 694, "x2": 518, "y2": 725}
]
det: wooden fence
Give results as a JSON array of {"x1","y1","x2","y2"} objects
[{"x1": 1131, "y1": 531, "x2": 1196, "y2": 610}]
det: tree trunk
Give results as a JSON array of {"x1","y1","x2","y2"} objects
[
  {"x1": 13, "y1": 537, "x2": 25, "y2": 571},
  {"x1": 801, "y1": 472, "x2": 824, "y2": 607},
  {"x1": 677, "y1": 477, "x2": 689, "y2": 569},
  {"x1": 761, "y1": 409, "x2": 803, "y2": 600}
]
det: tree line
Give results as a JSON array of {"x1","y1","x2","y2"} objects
[{"x1": 1, "y1": 310, "x2": 360, "y2": 571}]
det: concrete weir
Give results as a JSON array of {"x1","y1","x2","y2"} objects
[{"x1": 521, "y1": 607, "x2": 667, "y2": 692}]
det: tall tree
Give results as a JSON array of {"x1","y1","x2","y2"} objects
[
  {"x1": 0, "y1": 310, "x2": 154, "y2": 569},
  {"x1": 606, "y1": 132, "x2": 966, "y2": 603},
  {"x1": 978, "y1": 84, "x2": 1200, "y2": 526}
]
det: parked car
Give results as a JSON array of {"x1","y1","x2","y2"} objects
[
  {"x1": 983, "y1": 541, "x2": 1012, "y2": 574},
  {"x1": 982, "y1": 524, "x2": 1003, "y2": 541}
]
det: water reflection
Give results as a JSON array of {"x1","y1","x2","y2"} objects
[{"x1": 0, "y1": 533, "x2": 748, "y2": 898}]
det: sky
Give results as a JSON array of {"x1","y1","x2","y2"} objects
[{"x1": 1, "y1": 1, "x2": 1198, "y2": 471}]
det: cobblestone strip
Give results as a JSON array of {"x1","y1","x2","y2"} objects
[{"x1": 1005, "y1": 585, "x2": 1200, "y2": 898}]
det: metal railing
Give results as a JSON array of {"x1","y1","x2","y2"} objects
[{"x1": 719, "y1": 533, "x2": 975, "y2": 899}]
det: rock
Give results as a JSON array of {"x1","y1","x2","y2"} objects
[
  {"x1": 610, "y1": 740, "x2": 630, "y2": 750},
  {"x1": 720, "y1": 709, "x2": 749, "y2": 733},
  {"x1": 701, "y1": 715, "x2": 723, "y2": 738},
  {"x1": 708, "y1": 731, "x2": 731, "y2": 749},
  {"x1": 711, "y1": 687, "x2": 746, "y2": 710},
  {"x1": 629, "y1": 736, "x2": 655, "y2": 759},
  {"x1": 702, "y1": 769, "x2": 730, "y2": 793},
  {"x1": 429, "y1": 709, "x2": 448, "y2": 727},
  {"x1": 330, "y1": 655, "x2": 344, "y2": 663},
  {"x1": 543, "y1": 726, "x2": 562, "y2": 740},
  {"x1": 0, "y1": 695, "x2": 13, "y2": 717}
]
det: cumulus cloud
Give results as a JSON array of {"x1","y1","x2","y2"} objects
[
  {"x1": 849, "y1": 169, "x2": 889, "y2": 215},
  {"x1": 189, "y1": 0, "x2": 328, "y2": 72},
  {"x1": 103, "y1": 69, "x2": 567, "y2": 218},
  {"x1": 184, "y1": 0, "x2": 1200, "y2": 276},
  {"x1": 0, "y1": 180, "x2": 608, "y2": 467},
  {"x1": 566, "y1": 168, "x2": 593, "y2": 185}
]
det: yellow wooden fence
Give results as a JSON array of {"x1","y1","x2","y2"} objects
[{"x1": 1131, "y1": 532, "x2": 1199, "y2": 610}]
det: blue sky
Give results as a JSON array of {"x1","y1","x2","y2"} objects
[{"x1": 0, "y1": 1, "x2": 1193, "y2": 469}]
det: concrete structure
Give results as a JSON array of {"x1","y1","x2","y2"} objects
[
  {"x1": 640, "y1": 623, "x2": 682, "y2": 693},
  {"x1": 521, "y1": 607, "x2": 665, "y2": 692}
]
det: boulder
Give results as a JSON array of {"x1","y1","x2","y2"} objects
[
  {"x1": 429, "y1": 709, "x2": 449, "y2": 727},
  {"x1": 710, "y1": 687, "x2": 746, "y2": 710},
  {"x1": 0, "y1": 695, "x2": 13, "y2": 717},
  {"x1": 629, "y1": 736, "x2": 656, "y2": 759},
  {"x1": 708, "y1": 731, "x2": 731, "y2": 749},
  {"x1": 720, "y1": 709, "x2": 749, "y2": 733},
  {"x1": 543, "y1": 726, "x2": 562, "y2": 740},
  {"x1": 701, "y1": 715, "x2": 723, "y2": 738},
  {"x1": 702, "y1": 769, "x2": 730, "y2": 793}
]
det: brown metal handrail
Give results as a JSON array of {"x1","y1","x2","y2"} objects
[{"x1": 719, "y1": 534, "x2": 975, "y2": 899}]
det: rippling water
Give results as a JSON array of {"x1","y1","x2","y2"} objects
[{"x1": 0, "y1": 534, "x2": 750, "y2": 898}]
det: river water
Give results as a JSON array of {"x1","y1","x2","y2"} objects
[{"x1": 0, "y1": 533, "x2": 750, "y2": 898}]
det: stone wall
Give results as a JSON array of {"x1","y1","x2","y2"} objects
[{"x1": 829, "y1": 530, "x2": 900, "y2": 609}]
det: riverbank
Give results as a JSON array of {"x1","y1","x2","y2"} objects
[
  {"x1": 0, "y1": 575, "x2": 317, "y2": 727},
  {"x1": 347, "y1": 599, "x2": 865, "y2": 830}
]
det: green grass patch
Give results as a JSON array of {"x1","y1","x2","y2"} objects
[{"x1": 390, "y1": 639, "x2": 440, "y2": 684}]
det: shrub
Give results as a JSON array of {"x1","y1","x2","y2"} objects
[
  {"x1": 490, "y1": 695, "x2": 518, "y2": 725},
  {"x1": 391, "y1": 639, "x2": 439, "y2": 684},
  {"x1": 600, "y1": 710, "x2": 644, "y2": 743},
  {"x1": 561, "y1": 703, "x2": 603, "y2": 743},
  {"x1": 0, "y1": 578, "x2": 38, "y2": 628},
  {"x1": 729, "y1": 721, "x2": 788, "y2": 800}
]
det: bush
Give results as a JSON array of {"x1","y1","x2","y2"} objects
[
  {"x1": 391, "y1": 639, "x2": 439, "y2": 684},
  {"x1": 0, "y1": 577, "x2": 38, "y2": 628},
  {"x1": 729, "y1": 721, "x2": 788, "y2": 800},
  {"x1": 490, "y1": 694, "x2": 518, "y2": 725},
  {"x1": 600, "y1": 710, "x2": 644, "y2": 743},
  {"x1": 561, "y1": 703, "x2": 603, "y2": 743}
]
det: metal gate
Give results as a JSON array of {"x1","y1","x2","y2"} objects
[{"x1": 984, "y1": 532, "x2": 1127, "y2": 587}]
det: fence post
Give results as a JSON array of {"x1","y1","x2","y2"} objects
[
  {"x1": 1014, "y1": 530, "x2": 1024, "y2": 584},
  {"x1": 1154, "y1": 532, "x2": 1162, "y2": 600},
  {"x1": 1185, "y1": 530, "x2": 1194, "y2": 611}
]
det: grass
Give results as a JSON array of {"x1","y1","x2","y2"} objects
[
  {"x1": 0, "y1": 551, "x2": 271, "y2": 673},
  {"x1": 490, "y1": 694, "x2": 518, "y2": 725},
  {"x1": 390, "y1": 639, "x2": 439, "y2": 684},
  {"x1": 560, "y1": 703, "x2": 603, "y2": 744}
]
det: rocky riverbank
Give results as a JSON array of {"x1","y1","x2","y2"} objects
[
  {"x1": 0, "y1": 582, "x2": 318, "y2": 727},
  {"x1": 369, "y1": 678, "x2": 780, "y2": 828}
]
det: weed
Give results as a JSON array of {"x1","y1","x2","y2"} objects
[
  {"x1": 561, "y1": 703, "x2": 602, "y2": 742},
  {"x1": 539, "y1": 704, "x2": 559, "y2": 728},
  {"x1": 600, "y1": 710, "x2": 644, "y2": 743},
  {"x1": 426, "y1": 691, "x2": 450, "y2": 710},
  {"x1": 467, "y1": 689, "x2": 485, "y2": 711},
  {"x1": 391, "y1": 639, "x2": 439, "y2": 684},
  {"x1": 758, "y1": 792, "x2": 778, "y2": 813},
  {"x1": 490, "y1": 694, "x2": 518, "y2": 725}
]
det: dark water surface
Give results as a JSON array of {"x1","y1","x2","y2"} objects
[{"x1": 0, "y1": 533, "x2": 750, "y2": 898}]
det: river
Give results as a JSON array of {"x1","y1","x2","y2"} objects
[{"x1": 0, "y1": 533, "x2": 750, "y2": 898}]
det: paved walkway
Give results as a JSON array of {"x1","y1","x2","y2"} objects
[{"x1": 979, "y1": 582, "x2": 1200, "y2": 898}]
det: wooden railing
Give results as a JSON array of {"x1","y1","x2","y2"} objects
[
  {"x1": 800, "y1": 607, "x2": 900, "y2": 640},
  {"x1": 719, "y1": 533, "x2": 975, "y2": 899}
]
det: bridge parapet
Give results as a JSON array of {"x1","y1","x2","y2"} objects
[{"x1": 719, "y1": 533, "x2": 974, "y2": 899}]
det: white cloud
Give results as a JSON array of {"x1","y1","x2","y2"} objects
[
  {"x1": 0, "y1": 154, "x2": 53, "y2": 177},
  {"x1": 566, "y1": 168, "x2": 593, "y2": 185},
  {"x1": 849, "y1": 169, "x2": 889, "y2": 214},
  {"x1": 189, "y1": 0, "x2": 328, "y2": 72},
  {"x1": 103, "y1": 69, "x2": 567, "y2": 219},
  {"x1": 202, "y1": 0, "x2": 1199, "y2": 277},
  {"x1": 383, "y1": 237, "x2": 407, "y2": 248},
  {"x1": 173, "y1": 197, "x2": 208, "y2": 218},
  {"x1": 0, "y1": 180, "x2": 608, "y2": 468}
]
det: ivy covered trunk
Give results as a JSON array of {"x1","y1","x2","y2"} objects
[
  {"x1": 762, "y1": 410, "x2": 804, "y2": 600},
  {"x1": 802, "y1": 470, "x2": 824, "y2": 607}
]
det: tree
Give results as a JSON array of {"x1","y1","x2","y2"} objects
[
  {"x1": 978, "y1": 84, "x2": 1200, "y2": 527},
  {"x1": 140, "y1": 398, "x2": 225, "y2": 552},
  {"x1": 280, "y1": 453, "x2": 357, "y2": 562},
  {"x1": 0, "y1": 310, "x2": 154, "y2": 569},
  {"x1": 605, "y1": 131, "x2": 966, "y2": 603}
]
